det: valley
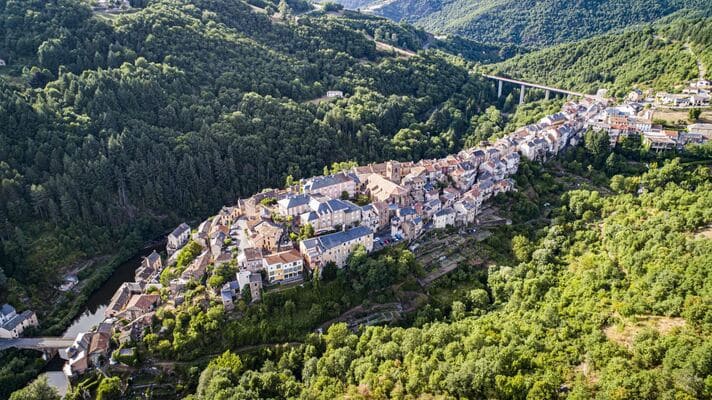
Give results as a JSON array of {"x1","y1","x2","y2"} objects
[
  {"x1": 327, "y1": 0, "x2": 712, "y2": 47},
  {"x1": 1, "y1": 0, "x2": 711, "y2": 399}
]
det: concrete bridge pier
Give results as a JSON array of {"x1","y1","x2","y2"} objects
[
  {"x1": 481, "y1": 74, "x2": 585, "y2": 102},
  {"x1": 545, "y1": 90, "x2": 550, "y2": 100}
]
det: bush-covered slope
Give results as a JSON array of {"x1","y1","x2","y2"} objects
[
  {"x1": 189, "y1": 159, "x2": 712, "y2": 399},
  {"x1": 334, "y1": 0, "x2": 711, "y2": 47},
  {"x1": 0, "y1": 0, "x2": 500, "y2": 324},
  {"x1": 487, "y1": 15, "x2": 712, "y2": 96}
]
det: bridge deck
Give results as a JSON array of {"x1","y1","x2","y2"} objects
[
  {"x1": 0, "y1": 337, "x2": 75, "y2": 351},
  {"x1": 483, "y1": 74, "x2": 584, "y2": 97}
]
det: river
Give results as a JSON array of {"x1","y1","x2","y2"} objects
[
  {"x1": 61, "y1": 245, "x2": 163, "y2": 338},
  {"x1": 38, "y1": 243, "x2": 163, "y2": 387}
]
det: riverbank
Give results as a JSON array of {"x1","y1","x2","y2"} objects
[
  {"x1": 40, "y1": 237, "x2": 166, "y2": 337},
  {"x1": 60, "y1": 242, "x2": 165, "y2": 339},
  {"x1": 0, "y1": 238, "x2": 165, "y2": 398}
]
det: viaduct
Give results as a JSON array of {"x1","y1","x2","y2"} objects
[{"x1": 482, "y1": 74, "x2": 585, "y2": 104}]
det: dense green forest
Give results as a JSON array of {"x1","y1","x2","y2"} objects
[
  {"x1": 332, "y1": 0, "x2": 711, "y2": 47},
  {"x1": 309, "y1": 8, "x2": 515, "y2": 63},
  {"x1": 185, "y1": 155, "x2": 712, "y2": 399},
  {"x1": 0, "y1": 0, "x2": 503, "y2": 322},
  {"x1": 2, "y1": 0, "x2": 712, "y2": 398},
  {"x1": 489, "y1": 14, "x2": 712, "y2": 96}
]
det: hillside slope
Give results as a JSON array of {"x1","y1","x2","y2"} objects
[
  {"x1": 487, "y1": 15, "x2": 712, "y2": 96},
  {"x1": 189, "y1": 159, "x2": 712, "y2": 399},
  {"x1": 0, "y1": 0, "x2": 501, "y2": 337},
  {"x1": 333, "y1": 0, "x2": 711, "y2": 47}
]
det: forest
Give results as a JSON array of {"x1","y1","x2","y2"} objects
[
  {"x1": 183, "y1": 153, "x2": 712, "y2": 399},
  {"x1": 1, "y1": 0, "x2": 712, "y2": 398},
  {"x1": 489, "y1": 13, "x2": 712, "y2": 96},
  {"x1": 0, "y1": 1, "x2": 511, "y2": 393},
  {"x1": 0, "y1": 0, "x2": 503, "y2": 321},
  {"x1": 24, "y1": 133, "x2": 703, "y2": 399},
  {"x1": 334, "y1": 0, "x2": 711, "y2": 47}
]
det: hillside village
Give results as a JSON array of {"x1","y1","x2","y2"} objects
[
  {"x1": 653, "y1": 79, "x2": 711, "y2": 108},
  {"x1": 8, "y1": 89, "x2": 711, "y2": 381},
  {"x1": 47, "y1": 94, "x2": 594, "y2": 378},
  {"x1": 605, "y1": 79, "x2": 712, "y2": 151},
  {"x1": 3, "y1": 0, "x2": 712, "y2": 396}
]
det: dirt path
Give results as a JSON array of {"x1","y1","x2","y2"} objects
[
  {"x1": 375, "y1": 40, "x2": 416, "y2": 58},
  {"x1": 684, "y1": 42, "x2": 705, "y2": 80},
  {"x1": 363, "y1": 33, "x2": 416, "y2": 58},
  {"x1": 151, "y1": 342, "x2": 302, "y2": 369},
  {"x1": 604, "y1": 315, "x2": 685, "y2": 349},
  {"x1": 695, "y1": 224, "x2": 712, "y2": 239}
]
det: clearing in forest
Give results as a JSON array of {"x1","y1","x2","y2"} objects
[
  {"x1": 603, "y1": 315, "x2": 686, "y2": 349},
  {"x1": 695, "y1": 224, "x2": 712, "y2": 239}
]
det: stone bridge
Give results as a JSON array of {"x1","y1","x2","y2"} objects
[{"x1": 0, "y1": 337, "x2": 74, "y2": 360}]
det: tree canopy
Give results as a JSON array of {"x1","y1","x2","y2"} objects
[{"x1": 190, "y1": 160, "x2": 712, "y2": 399}]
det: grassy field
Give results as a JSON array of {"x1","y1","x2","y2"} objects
[{"x1": 653, "y1": 107, "x2": 712, "y2": 125}]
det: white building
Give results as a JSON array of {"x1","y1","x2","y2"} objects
[
  {"x1": 326, "y1": 90, "x2": 344, "y2": 98},
  {"x1": 302, "y1": 173, "x2": 358, "y2": 199},
  {"x1": 300, "y1": 226, "x2": 373, "y2": 268},
  {"x1": 300, "y1": 197, "x2": 362, "y2": 232},
  {"x1": 277, "y1": 194, "x2": 313, "y2": 218},
  {"x1": 433, "y1": 208, "x2": 456, "y2": 229},
  {"x1": 167, "y1": 223, "x2": 190, "y2": 255},
  {"x1": 262, "y1": 249, "x2": 304, "y2": 283},
  {"x1": 0, "y1": 304, "x2": 38, "y2": 339}
]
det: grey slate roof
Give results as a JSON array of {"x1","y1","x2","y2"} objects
[
  {"x1": 304, "y1": 173, "x2": 355, "y2": 191},
  {"x1": 548, "y1": 112, "x2": 567, "y2": 122},
  {"x1": 301, "y1": 226, "x2": 372, "y2": 252},
  {"x1": 1, "y1": 310, "x2": 33, "y2": 331},
  {"x1": 303, "y1": 211, "x2": 319, "y2": 221},
  {"x1": 478, "y1": 171, "x2": 493, "y2": 181},
  {"x1": 478, "y1": 179, "x2": 494, "y2": 190},
  {"x1": 317, "y1": 199, "x2": 350, "y2": 214},
  {"x1": 145, "y1": 250, "x2": 160, "y2": 264},
  {"x1": 170, "y1": 223, "x2": 190, "y2": 238},
  {"x1": 506, "y1": 152, "x2": 520, "y2": 160},
  {"x1": 435, "y1": 208, "x2": 455, "y2": 216},
  {"x1": 279, "y1": 194, "x2": 311, "y2": 209},
  {"x1": 399, "y1": 207, "x2": 416, "y2": 216},
  {"x1": 221, "y1": 290, "x2": 233, "y2": 302}
]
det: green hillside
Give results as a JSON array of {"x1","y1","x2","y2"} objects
[
  {"x1": 0, "y1": 0, "x2": 502, "y2": 339},
  {"x1": 488, "y1": 15, "x2": 712, "y2": 96},
  {"x1": 188, "y1": 158, "x2": 712, "y2": 399},
  {"x1": 336, "y1": 0, "x2": 711, "y2": 47}
]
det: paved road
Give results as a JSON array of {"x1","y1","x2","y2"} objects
[{"x1": 0, "y1": 337, "x2": 74, "y2": 351}]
